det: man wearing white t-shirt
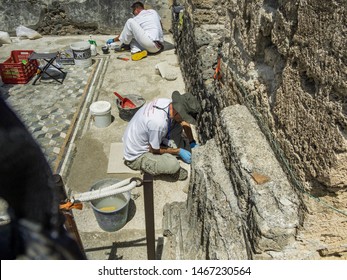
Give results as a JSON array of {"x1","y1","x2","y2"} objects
[
  {"x1": 122, "y1": 91, "x2": 201, "y2": 180},
  {"x1": 106, "y1": 1, "x2": 164, "y2": 61}
]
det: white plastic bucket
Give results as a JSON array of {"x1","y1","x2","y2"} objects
[
  {"x1": 90, "y1": 101, "x2": 112, "y2": 128},
  {"x1": 70, "y1": 41, "x2": 92, "y2": 67}
]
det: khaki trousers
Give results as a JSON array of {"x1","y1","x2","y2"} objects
[{"x1": 124, "y1": 153, "x2": 180, "y2": 176}]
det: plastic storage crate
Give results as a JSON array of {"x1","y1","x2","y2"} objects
[{"x1": 0, "y1": 50, "x2": 38, "y2": 84}]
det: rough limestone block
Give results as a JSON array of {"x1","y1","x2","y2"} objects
[
  {"x1": 219, "y1": 105, "x2": 302, "y2": 257},
  {"x1": 188, "y1": 139, "x2": 248, "y2": 259}
]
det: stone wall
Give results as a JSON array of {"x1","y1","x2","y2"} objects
[
  {"x1": 163, "y1": 105, "x2": 303, "y2": 260},
  {"x1": 2, "y1": 0, "x2": 345, "y2": 260},
  {"x1": 174, "y1": 0, "x2": 346, "y2": 192},
  {"x1": 0, "y1": 0, "x2": 173, "y2": 35},
  {"x1": 164, "y1": 0, "x2": 347, "y2": 259}
]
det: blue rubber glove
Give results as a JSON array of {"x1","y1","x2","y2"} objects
[
  {"x1": 178, "y1": 148, "x2": 192, "y2": 164},
  {"x1": 190, "y1": 140, "x2": 199, "y2": 149},
  {"x1": 106, "y1": 38, "x2": 114, "y2": 44}
]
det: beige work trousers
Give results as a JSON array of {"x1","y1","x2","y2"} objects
[{"x1": 124, "y1": 153, "x2": 180, "y2": 176}]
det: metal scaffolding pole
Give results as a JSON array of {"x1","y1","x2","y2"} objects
[{"x1": 143, "y1": 172, "x2": 155, "y2": 260}]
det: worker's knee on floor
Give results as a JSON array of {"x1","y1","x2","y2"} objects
[
  {"x1": 141, "y1": 154, "x2": 180, "y2": 175},
  {"x1": 141, "y1": 157, "x2": 158, "y2": 175}
]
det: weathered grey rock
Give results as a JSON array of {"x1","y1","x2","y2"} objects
[
  {"x1": 218, "y1": 105, "x2": 302, "y2": 258},
  {"x1": 187, "y1": 137, "x2": 249, "y2": 259},
  {"x1": 163, "y1": 105, "x2": 302, "y2": 259},
  {"x1": 163, "y1": 138, "x2": 248, "y2": 259},
  {"x1": 170, "y1": 0, "x2": 347, "y2": 259},
  {"x1": 175, "y1": 0, "x2": 347, "y2": 191},
  {"x1": 0, "y1": 0, "x2": 173, "y2": 35}
]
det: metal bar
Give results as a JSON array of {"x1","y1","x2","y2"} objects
[
  {"x1": 143, "y1": 172, "x2": 156, "y2": 260},
  {"x1": 30, "y1": 52, "x2": 66, "y2": 85},
  {"x1": 53, "y1": 174, "x2": 87, "y2": 259}
]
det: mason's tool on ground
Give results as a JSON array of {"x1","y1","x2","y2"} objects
[
  {"x1": 113, "y1": 91, "x2": 136, "y2": 108},
  {"x1": 117, "y1": 56, "x2": 129, "y2": 61}
]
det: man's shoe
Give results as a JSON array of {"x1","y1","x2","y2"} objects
[
  {"x1": 171, "y1": 167, "x2": 188, "y2": 181},
  {"x1": 154, "y1": 167, "x2": 188, "y2": 182},
  {"x1": 131, "y1": 50, "x2": 148, "y2": 61},
  {"x1": 114, "y1": 43, "x2": 130, "y2": 52}
]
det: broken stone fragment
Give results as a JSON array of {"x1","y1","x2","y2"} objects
[{"x1": 251, "y1": 172, "x2": 271, "y2": 185}]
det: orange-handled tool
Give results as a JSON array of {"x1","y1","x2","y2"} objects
[
  {"x1": 114, "y1": 92, "x2": 136, "y2": 108},
  {"x1": 213, "y1": 54, "x2": 222, "y2": 80},
  {"x1": 117, "y1": 56, "x2": 129, "y2": 61}
]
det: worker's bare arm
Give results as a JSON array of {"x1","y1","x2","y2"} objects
[{"x1": 150, "y1": 146, "x2": 180, "y2": 155}]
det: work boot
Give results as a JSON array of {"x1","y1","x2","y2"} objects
[
  {"x1": 114, "y1": 43, "x2": 130, "y2": 52},
  {"x1": 131, "y1": 50, "x2": 148, "y2": 61},
  {"x1": 154, "y1": 167, "x2": 188, "y2": 182},
  {"x1": 171, "y1": 167, "x2": 188, "y2": 181}
]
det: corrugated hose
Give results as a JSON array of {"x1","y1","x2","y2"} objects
[{"x1": 73, "y1": 178, "x2": 141, "y2": 203}]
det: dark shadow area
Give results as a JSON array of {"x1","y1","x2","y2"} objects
[
  {"x1": 0, "y1": 83, "x2": 13, "y2": 100},
  {"x1": 148, "y1": 40, "x2": 175, "y2": 56},
  {"x1": 126, "y1": 198, "x2": 137, "y2": 223},
  {"x1": 162, "y1": 40, "x2": 175, "y2": 52},
  {"x1": 39, "y1": 71, "x2": 67, "y2": 85},
  {"x1": 108, "y1": 243, "x2": 124, "y2": 260},
  {"x1": 156, "y1": 236, "x2": 164, "y2": 260},
  {"x1": 309, "y1": 181, "x2": 342, "y2": 198},
  {"x1": 154, "y1": 174, "x2": 179, "y2": 182},
  {"x1": 84, "y1": 237, "x2": 147, "y2": 260},
  {"x1": 84, "y1": 236, "x2": 166, "y2": 260}
]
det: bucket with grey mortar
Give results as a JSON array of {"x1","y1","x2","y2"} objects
[
  {"x1": 90, "y1": 178, "x2": 131, "y2": 232},
  {"x1": 115, "y1": 94, "x2": 145, "y2": 121}
]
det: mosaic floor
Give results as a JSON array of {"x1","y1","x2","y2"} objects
[{"x1": 2, "y1": 61, "x2": 98, "y2": 170}]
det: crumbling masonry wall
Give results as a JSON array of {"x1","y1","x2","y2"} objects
[
  {"x1": 163, "y1": 0, "x2": 347, "y2": 259},
  {"x1": 176, "y1": 0, "x2": 346, "y2": 192},
  {"x1": 0, "y1": 0, "x2": 173, "y2": 36}
]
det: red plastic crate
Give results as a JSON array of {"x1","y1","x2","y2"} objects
[{"x1": 0, "y1": 50, "x2": 39, "y2": 84}]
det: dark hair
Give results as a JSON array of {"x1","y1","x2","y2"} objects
[{"x1": 131, "y1": 2, "x2": 144, "y2": 9}]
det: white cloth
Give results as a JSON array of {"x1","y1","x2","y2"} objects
[
  {"x1": 119, "y1": 9, "x2": 164, "y2": 53},
  {"x1": 123, "y1": 98, "x2": 171, "y2": 161}
]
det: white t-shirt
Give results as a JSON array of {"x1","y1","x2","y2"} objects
[
  {"x1": 134, "y1": 9, "x2": 163, "y2": 42},
  {"x1": 123, "y1": 98, "x2": 171, "y2": 161}
]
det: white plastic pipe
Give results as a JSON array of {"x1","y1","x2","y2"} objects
[{"x1": 74, "y1": 179, "x2": 137, "y2": 202}]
